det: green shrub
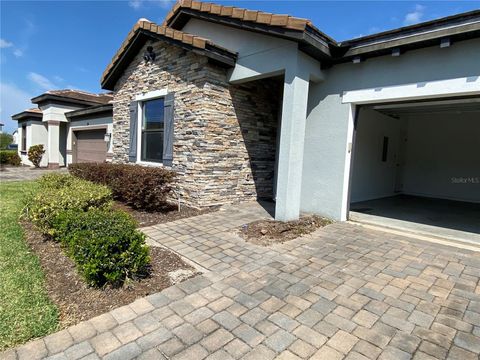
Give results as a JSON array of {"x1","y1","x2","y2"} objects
[
  {"x1": 52, "y1": 209, "x2": 150, "y2": 287},
  {"x1": 28, "y1": 144, "x2": 45, "y2": 168},
  {"x1": 69, "y1": 163, "x2": 175, "y2": 211},
  {"x1": 0, "y1": 150, "x2": 21, "y2": 166},
  {"x1": 36, "y1": 173, "x2": 78, "y2": 189},
  {"x1": 24, "y1": 174, "x2": 112, "y2": 235},
  {"x1": 0, "y1": 133, "x2": 13, "y2": 149}
]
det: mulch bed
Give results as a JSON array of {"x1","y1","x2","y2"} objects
[
  {"x1": 114, "y1": 202, "x2": 218, "y2": 227},
  {"x1": 239, "y1": 215, "x2": 332, "y2": 246},
  {"x1": 22, "y1": 220, "x2": 198, "y2": 329}
]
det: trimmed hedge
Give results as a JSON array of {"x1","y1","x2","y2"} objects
[
  {"x1": 24, "y1": 174, "x2": 112, "y2": 235},
  {"x1": 53, "y1": 209, "x2": 150, "y2": 286},
  {"x1": 0, "y1": 150, "x2": 21, "y2": 166},
  {"x1": 69, "y1": 163, "x2": 175, "y2": 211},
  {"x1": 24, "y1": 173, "x2": 150, "y2": 287}
]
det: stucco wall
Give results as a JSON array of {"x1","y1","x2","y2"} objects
[
  {"x1": 18, "y1": 120, "x2": 48, "y2": 167},
  {"x1": 402, "y1": 110, "x2": 480, "y2": 203},
  {"x1": 112, "y1": 40, "x2": 280, "y2": 207},
  {"x1": 350, "y1": 108, "x2": 403, "y2": 203},
  {"x1": 301, "y1": 38, "x2": 480, "y2": 220}
]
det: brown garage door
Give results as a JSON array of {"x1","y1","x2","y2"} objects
[{"x1": 74, "y1": 129, "x2": 107, "y2": 163}]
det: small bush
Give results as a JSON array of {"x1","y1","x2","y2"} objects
[
  {"x1": 28, "y1": 144, "x2": 45, "y2": 168},
  {"x1": 24, "y1": 174, "x2": 112, "y2": 235},
  {"x1": 52, "y1": 209, "x2": 150, "y2": 286},
  {"x1": 0, "y1": 150, "x2": 21, "y2": 166},
  {"x1": 69, "y1": 163, "x2": 175, "y2": 211}
]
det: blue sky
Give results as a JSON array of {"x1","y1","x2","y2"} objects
[{"x1": 1, "y1": 1, "x2": 479, "y2": 133}]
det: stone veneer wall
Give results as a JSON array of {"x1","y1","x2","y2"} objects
[{"x1": 112, "y1": 40, "x2": 280, "y2": 207}]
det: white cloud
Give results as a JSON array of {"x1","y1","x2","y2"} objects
[
  {"x1": 155, "y1": 0, "x2": 175, "y2": 9},
  {"x1": 0, "y1": 83, "x2": 34, "y2": 134},
  {"x1": 128, "y1": 0, "x2": 174, "y2": 10},
  {"x1": 54, "y1": 75, "x2": 64, "y2": 83},
  {"x1": 404, "y1": 4, "x2": 425, "y2": 25},
  {"x1": 13, "y1": 49, "x2": 23, "y2": 57},
  {"x1": 27, "y1": 72, "x2": 57, "y2": 90},
  {"x1": 129, "y1": 0, "x2": 142, "y2": 9},
  {"x1": 0, "y1": 39, "x2": 13, "y2": 48}
]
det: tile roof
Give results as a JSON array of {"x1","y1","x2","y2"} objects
[
  {"x1": 44, "y1": 90, "x2": 113, "y2": 104},
  {"x1": 25, "y1": 107, "x2": 42, "y2": 113},
  {"x1": 11, "y1": 107, "x2": 43, "y2": 120},
  {"x1": 101, "y1": 18, "x2": 237, "y2": 88},
  {"x1": 163, "y1": 0, "x2": 315, "y2": 32}
]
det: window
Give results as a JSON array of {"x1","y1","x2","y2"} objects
[
  {"x1": 141, "y1": 98, "x2": 164, "y2": 163},
  {"x1": 21, "y1": 125, "x2": 27, "y2": 151}
]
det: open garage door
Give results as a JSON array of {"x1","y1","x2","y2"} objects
[
  {"x1": 74, "y1": 129, "x2": 107, "y2": 163},
  {"x1": 349, "y1": 97, "x2": 480, "y2": 244}
]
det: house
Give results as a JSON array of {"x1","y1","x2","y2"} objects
[
  {"x1": 12, "y1": 130, "x2": 18, "y2": 145},
  {"x1": 11, "y1": 90, "x2": 113, "y2": 167},
  {"x1": 99, "y1": 1, "x2": 479, "y2": 225},
  {"x1": 0, "y1": 122, "x2": 4, "y2": 134}
]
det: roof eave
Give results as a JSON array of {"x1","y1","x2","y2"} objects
[
  {"x1": 335, "y1": 20, "x2": 480, "y2": 63},
  {"x1": 31, "y1": 94, "x2": 107, "y2": 107},
  {"x1": 11, "y1": 111, "x2": 43, "y2": 121},
  {"x1": 101, "y1": 29, "x2": 237, "y2": 91},
  {"x1": 166, "y1": 8, "x2": 334, "y2": 59},
  {"x1": 66, "y1": 104, "x2": 113, "y2": 120}
]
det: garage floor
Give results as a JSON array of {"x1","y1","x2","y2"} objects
[{"x1": 350, "y1": 195, "x2": 480, "y2": 245}]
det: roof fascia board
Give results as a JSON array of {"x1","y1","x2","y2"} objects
[
  {"x1": 66, "y1": 104, "x2": 113, "y2": 120},
  {"x1": 31, "y1": 94, "x2": 104, "y2": 107},
  {"x1": 11, "y1": 112, "x2": 43, "y2": 121},
  {"x1": 171, "y1": 8, "x2": 333, "y2": 58},
  {"x1": 343, "y1": 21, "x2": 480, "y2": 57}
]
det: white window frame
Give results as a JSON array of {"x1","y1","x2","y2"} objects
[{"x1": 135, "y1": 88, "x2": 168, "y2": 166}]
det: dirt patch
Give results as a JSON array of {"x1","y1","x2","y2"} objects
[
  {"x1": 239, "y1": 215, "x2": 332, "y2": 246},
  {"x1": 22, "y1": 221, "x2": 198, "y2": 329},
  {"x1": 114, "y1": 202, "x2": 218, "y2": 227}
]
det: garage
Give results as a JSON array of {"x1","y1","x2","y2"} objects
[
  {"x1": 74, "y1": 129, "x2": 107, "y2": 163},
  {"x1": 349, "y1": 97, "x2": 480, "y2": 244}
]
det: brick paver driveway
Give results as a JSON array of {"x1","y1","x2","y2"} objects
[
  {"x1": 5, "y1": 203, "x2": 480, "y2": 360},
  {"x1": 0, "y1": 166, "x2": 67, "y2": 182}
]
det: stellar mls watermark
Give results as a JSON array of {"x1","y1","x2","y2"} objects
[{"x1": 451, "y1": 177, "x2": 479, "y2": 184}]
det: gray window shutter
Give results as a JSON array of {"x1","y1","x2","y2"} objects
[
  {"x1": 128, "y1": 101, "x2": 138, "y2": 162},
  {"x1": 163, "y1": 93, "x2": 174, "y2": 166}
]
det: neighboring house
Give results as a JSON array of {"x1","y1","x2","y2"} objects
[
  {"x1": 0, "y1": 122, "x2": 3, "y2": 134},
  {"x1": 12, "y1": 130, "x2": 18, "y2": 144},
  {"x1": 99, "y1": 1, "x2": 479, "y2": 221},
  {"x1": 11, "y1": 90, "x2": 113, "y2": 167}
]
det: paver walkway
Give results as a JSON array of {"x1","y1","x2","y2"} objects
[
  {"x1": 0, "y1": 166, "x2": 68, "y2": 182},
  {"x1": 4, "y1": 202, "x2": 480, "y2": 360}
]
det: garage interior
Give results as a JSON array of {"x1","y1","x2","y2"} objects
[{"x1": 349, "y1": 97, "x2": 480, "y2": 245}]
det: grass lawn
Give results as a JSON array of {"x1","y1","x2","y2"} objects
[{"x1": 0, "y1": 181, "x2": 58, "y2": 350}]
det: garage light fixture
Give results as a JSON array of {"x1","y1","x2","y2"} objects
[
  {"x1": 143, "y1": 46, "x2": 156, "y2": 63},
  {"x1": 104, "y1": 133, "x2": 111, "y2": 142}
]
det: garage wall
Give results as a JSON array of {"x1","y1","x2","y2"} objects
[
  {"x1": 350, "y1": 108, "x2": 403, "y2": 202},
  {"x1": 403, "y1": 110, "x2": 480, "y2": 203},
  {"x1": 301, "y1": 38, "x2": 480, "y2": 220},
  {"x1": 66, "y1": 116, "x2": 113, "y2": 165}
]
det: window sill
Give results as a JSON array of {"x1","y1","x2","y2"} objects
[{"x1": 136, "y1": 160, "x2": 164, "y2": 167}]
